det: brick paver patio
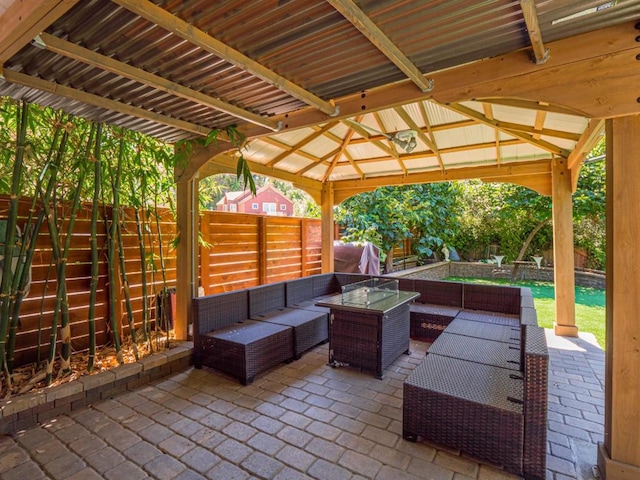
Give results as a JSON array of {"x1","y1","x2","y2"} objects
[{"x1": 0, "y1": 329, "x2": 604, "y2": 480}]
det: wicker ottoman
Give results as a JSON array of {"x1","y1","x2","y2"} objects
[
  {"x1": 445, "y1": 318, "x2": 520, "y2": 344},
  {"x1": 197, "y1": 320, "x2": 293, "y2": 385},
  {"x1": 403, "y1": 354, "x2": 524, "y2": 476},
  {"x1": 428, "y1": 332, "x2": 521, "y2": 371},
  {"x1": 455, "y1": 309, "x2": 520, "y2": 327}
]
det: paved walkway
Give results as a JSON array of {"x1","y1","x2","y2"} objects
[{"x1": 0, "y1": 330, "x2": 604, "y2": 480}]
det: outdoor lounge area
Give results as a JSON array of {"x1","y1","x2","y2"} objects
[
  {"x1": 1, "y1": 2, "x2": 639, "y2": 479},
  {"x1": 0, "y1": 327, "x2": 603, "y2": 480}
]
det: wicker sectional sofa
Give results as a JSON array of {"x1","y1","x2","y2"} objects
[
  {"x1": 192, "y1": 273, "x2": 366, "y2": 384},
  {"x1": 400, "y1": 279, "x2": 548, "y2": 480},
  {"x1": 192, "y1": 273, "x2": 548, "y2": 479}
]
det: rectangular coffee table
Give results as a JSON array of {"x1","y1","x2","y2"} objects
[{"x1": 316, "y1": 278, "x2": 419, "y2": 378}]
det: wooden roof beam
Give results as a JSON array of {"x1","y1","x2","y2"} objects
[
  {"x1": 232, "y1": 21, "x2": 635, "y2": 142},
  {"x1": 0, "y1": 0, "x2": 79, "y2": 64},
  {"x1": 323, "y1": 127, "x2": 357, "y2": 182},
  {"x1": 37, "y1": 32, "x2": 281, "y2": 131},
  {"x1": 568, "y1": 118, "x2": 605, "y2": 190},
  {"x1": 112, "y1": 0, "x2": 338, "y2": 116},
  {"x1": 266, "y1": 122, "x2": 338, "y2": 167},
  {"x1": 444, "y1": 102, "x2": 571, "y2": 157},
  {"x1": 483, "y1": 103, "x2": 501, "y2": 164},
  {"x1": 0, "y1": 68, "x2": 212, "y2": 137},
  {"x1": 418, "y1": 102, "x2": 445, "y2": 172},
  {"x1": 342, "y1": 119, "x2": 399, "y2": 159},
  {"x1": 373, "y1": 111, "x2": 407, "y2": 174},
  {"x1": 332, "y1": 160, "x2": 552, "y2": 203},
  {"x1": 520, "y1": 0, "x2": 550, "y2": 64},
  {"x1": 327, "y1": 0, "x2": 433, "y2": 93}
]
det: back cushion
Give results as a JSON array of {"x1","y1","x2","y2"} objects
[
  {"x1": 249, "y1": 282, "x2": 286, "y2": 317},
  {"x1": 414, "y1": 280, "x2": 463, "y2": 307},
  {"x1": 463, "y1": 284, "x2": 521, "y2": 314},
  {"x1": 286, "y1": 277, "x2": 314, "y2": 306},
  {"x1": 193, "y1": 289, "x2": 248, "y2": 333},
  {"x1": 312, "y1": 274, "x2": 340, "y2": 297}
]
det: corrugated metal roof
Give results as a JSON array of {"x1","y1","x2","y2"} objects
[{"x1": 0, "y1": 0, "x2": 630, "y2": 185}]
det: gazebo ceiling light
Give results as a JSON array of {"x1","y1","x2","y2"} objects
[{"x1": 349, "y1": 120, "x2": 418, "y2": 153}]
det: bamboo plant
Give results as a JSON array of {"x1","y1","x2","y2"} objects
[
  {"x1": 87, "y1": 123, "x2": 103, "y2": 372},
  {"x1": 0, "y1": 101, "x2": 28, "y2": 377}
]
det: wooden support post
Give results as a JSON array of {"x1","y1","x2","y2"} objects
[
  {"x1": 597, "y1": 116, "x2": 640, "y2": 480},
  {"x1": 301, "y1": 218, "x2": 308, "y2": 277},
  {"x1": 199, "y1": 210, "x2": 211, "y2": 295},
  {"x1": 321, "y1": 182, "x2": 335, "y2": 273},
  {"x1": 551, "y1": 157, "x2": 577, "y2": 336},
  {"x1": 175, "y1": 177, "x2": 197, "y2": 340},
  {"x1": 258, "y1": 216, "x2": 268, "y2": 284}
]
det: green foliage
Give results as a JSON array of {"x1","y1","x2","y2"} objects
[
  {"x1": 572, "y1": 147, "x2": 606, "y2": 269},
  {"x1": 453, "y1": 181, "x2": 554, "y2": 262},
  {"x1": 455, "y1": 156, "x2": 606, "y2": 268},
  {"x1": 335, "y1": 183, "x2": 461, "y2": 270}
]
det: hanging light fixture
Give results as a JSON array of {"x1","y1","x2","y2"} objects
[{"x1": 346, "y1": 120, "x2": 418, "y2": 153}]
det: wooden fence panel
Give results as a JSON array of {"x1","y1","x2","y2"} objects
[
  {"x1": 199, "y1": 212, "x2": 322, "y2": 295},
  {"x1": 2, "y1": 194, "x2": 320, "y2": 367},
  {"x1": 1, "y1": 195, "x2": 177, "y2": 367}
]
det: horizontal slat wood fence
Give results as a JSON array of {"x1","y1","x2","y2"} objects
[
  {"x1": 1, "y1": 195, "x2": 177, "y2": 367},
  {"x1": 199, "y1": 211, "x2": 322, "y2": 294},
  {"x1": 2, "y1": 196, "x2": 322, "y2": 367}
]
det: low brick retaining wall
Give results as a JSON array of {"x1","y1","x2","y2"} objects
[
  {"x1": 394, "y1": 261, "x2": 605, "y2": 289},
  {"x1": 0, "y1": 341, "x2": 193, "y2": 435}
]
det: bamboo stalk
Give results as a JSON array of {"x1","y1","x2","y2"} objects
[
  {"x1": 106, "y1": 134, "x2": 124, "y2": 364},
  {"x1": 87, "y1": 124, "x2": 102, "y2": 372},
  {"x1": 0, "y1": 102, "x2": 29, "y2": 375},
  {"x1": 154, "y1": 192, "x2": 170, "y2": 348},
  {"x1": 133, "y1": 199, "x2": 149, "y2": 342},
  {"x1": 56, "y1": 124, "x2": 95, "y2": 374},
  {"x1": 144, "y1": 204, "x2": 158, "y2": 351},
  {"x1": 38, "y1": 118, "x2": 73, "y2": 385},
  {"x1": 7, "y1": 116, "x2": 66, "y2": 372},
  {"x1": 116, "y1": 216, "x2": 139, "y2": 359}
]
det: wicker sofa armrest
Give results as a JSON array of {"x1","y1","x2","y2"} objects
[{"x1": 522, "y1": 325, "x2": 549, "y2": 480}]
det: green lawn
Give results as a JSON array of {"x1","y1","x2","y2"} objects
[{"x1": 446, "y1": 276, "x2": 606, "y2": 349}]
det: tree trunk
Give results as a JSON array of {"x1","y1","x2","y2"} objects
[{"x1": 515, "y1": 219, "x2": 550, "y2": 262}]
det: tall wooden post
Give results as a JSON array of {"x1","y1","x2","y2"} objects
[
  {"x1": 175, "y1": 177, "x2": 198, "y2": 340},
  {"x1": 321, "y1": 182, "x2": 334, "y2": 273},
  {"x1": 551, "y1": 157, "x2": 577, "y2": 336},
  {"x1": 597, "y1": 116, "x2": 640, "y2": 480},
  {"x1": 258, "y1": 216, "x2": 268, "y2": 284},
  {"x1": 301, "y1": 218, "x2": 309, "y2": 277}
]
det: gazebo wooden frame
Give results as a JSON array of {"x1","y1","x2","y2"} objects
[{"x1": 1, "y1": 2, "x2": 639, "y2": 478}]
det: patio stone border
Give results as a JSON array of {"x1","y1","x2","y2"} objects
[{"x1": 0, "y1": 341, "x2": 193, "y2": 435}]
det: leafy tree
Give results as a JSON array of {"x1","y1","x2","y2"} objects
[
  {"x1": 335, "y1": 183, "x2": 462, "y2": 272},
  {"x1": 455, "y1": 140, "x2": 606, "y2": 269},
  {"x1": 573, "y1": 139, "x2": 606, "y2": 269}
]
